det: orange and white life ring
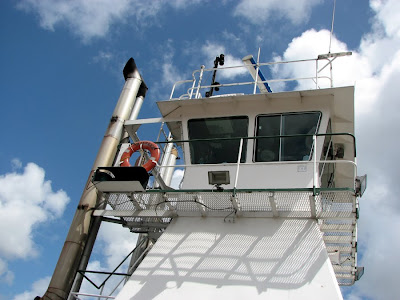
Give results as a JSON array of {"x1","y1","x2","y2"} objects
[{"x1": 120, "y1": 141, "x2": 160, "y2": 172}]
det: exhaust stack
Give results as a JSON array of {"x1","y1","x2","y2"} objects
[{"x1": 41, "y1": 58, "x2": 144, "y2": 300}]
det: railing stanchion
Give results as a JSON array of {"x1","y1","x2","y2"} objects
[
  {"x1": 234, "y1": 138, "x2": 244, "y2": 194},
  {"x1": 313, "y1": 134, "x2": 317, "y2": 194},
  {"x1": 195, "y1": 65, "x2": 205, "y2": 99}
]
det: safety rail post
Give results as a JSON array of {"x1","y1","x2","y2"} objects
[
  {"x1": 234, "y1": 138, "x2": 244, "y2": 192},
  {"x1": 253, "y1": 48, "x2": 261, "y2": 94},
  {"x1": 313, "y1": 134, "x2": 318, "y2": 194},
  {"x1": 189, "y1": 75, "x2": 196, "y2": 99},
  {"x1": 169, "y1": 79, "x2": 195, "y2": 100},
  {"x1": 195, "y1": 65, "x2": 205, "y2": 99}
]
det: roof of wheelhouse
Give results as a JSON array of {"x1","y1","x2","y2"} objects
[{"x1": 157, "y1": 86, "x2": 354, "y2": 135}]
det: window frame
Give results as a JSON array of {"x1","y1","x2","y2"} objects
[
  {"x1": 187, "y1": 115, "x2": 249, "y2": 165},
  {"x1": 253, "y1": 111, "x2": 322, "y2": 162}
]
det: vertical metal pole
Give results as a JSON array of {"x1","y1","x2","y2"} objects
[
  {"x1": 154, "y1": 136, "x2": 178, "y2": 188},
  {"x1": 130, "y1": 82, "x2": 148, "y2": 120},
  {"x1": 189, "y1": 76, "x2": 196, "y2": 99},
  {"x1": 162, "y1": 146, "x2": 178, "y2": 186},
  {"x1": 313, "y1": 134, "x2": 318, "y2": 191},
  {"x1": 195, "y1": 65, "x2": 205, "y2": 99},
  {"x1": 42, "y1": 58, "x2": 143, "y2": 300},
  {"x1": 158, "y1": 140, "x2": 174, "y2": 181},
  {"x1": 253, "y1": 48, "x2": 261, "y2": 94},
  {"x1": 234, "y1": 138, "x2": 244, "y2": 189}
]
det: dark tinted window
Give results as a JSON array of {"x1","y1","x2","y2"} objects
[
  {"x1": 188, "y1": 116, "x2": 248, "y2": 164},
  {"x1": 256, "y1": 112, "x2": 321, "y2": 162}
]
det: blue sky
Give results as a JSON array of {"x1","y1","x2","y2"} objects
[{"x1": 0, "y1": 0, "x2": 399, "y2": 299}]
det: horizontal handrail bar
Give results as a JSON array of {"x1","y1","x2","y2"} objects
[
  {"x1": 137, "y1": 187, "x2": 355, "y2": 194},
  {"x1": 152, "y1": 159, "x2": 357, "y2": 169},
  {"x1": 155, "y1": 132, "x2": 356, "y2": 157}
]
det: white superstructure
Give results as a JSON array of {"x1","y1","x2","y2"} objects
[{"x1": 67, "y1": 53, "x2": 365, "y2": 300}]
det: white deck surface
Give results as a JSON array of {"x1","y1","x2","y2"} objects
[{"x1": 116, "y1": 217, "x2": 343, "y2": 300}]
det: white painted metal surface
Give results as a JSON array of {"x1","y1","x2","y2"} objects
[{"x1": 116, "y1": 217, "x2": 343, "y2": 300}]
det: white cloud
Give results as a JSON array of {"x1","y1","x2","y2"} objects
[
  {"x1": 0, "y1": 162, "x2": 69, "y2": 286},
  {"x1": 158, "y1": 39, "x2": 187, "y2": 99},
  {"x1": 234, "y1": 0, "x2": 323, "y2": 25},
  {"x1": 272, "y1": 29, "x2": 373, "y2": 94},
  {"x1": 345, "y1": 182, "x2": 400, "y2": 300},
  {"x1": 17, "y1": 0, "x2": 161, "y2": 42},
  {"x1": 93, "y1": 51, "x2": 113, "y2": 63},
  {"x1": 11, "y1": 159, "x2": 22, "y2": 170},
  {"x1": 170, "y1": 169, "x2": 184, "y2": 189},
  {"x1": 201, "y1": 42, "x2": 247, "y2": 80},
  {"x1": 13, "y1": 276, "x2": 50, "y2": 300},
  {"x1": 98, "y1": 222, "x2": 138, "y2": 268},
  {"x1": 371, "y1": 0, "x2": 400, "y2": 38},
  {"x1": 16, "y1": 0, "x2": 205, "y2": 42},
  {"x1": 0, "y1": 258, "x2": 14, "y2": 285},
  {"x1": 168, "y1": 0, "x2": 203, "y2": 9}
]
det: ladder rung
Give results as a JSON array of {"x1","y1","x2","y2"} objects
[
  {"x1": 320, "y1": 224, "x2": 354, "y2": 232},
  {"x1": 323, "y1": 235, "x2": 353, "y2": 243}
]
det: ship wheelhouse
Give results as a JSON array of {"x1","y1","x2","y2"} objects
[
  {"x1": 80, "y1": 54, "x2": 364, "y2": 300},
  {"x1": 153, "y1": 87, "x2": 355, "y2": 191}
]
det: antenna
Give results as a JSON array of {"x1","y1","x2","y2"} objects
[
  {"x1": 205, "y1": 54, "x2": 224, "y2": 97},
  {"x1": 329, "y1": 0, "x2": 337, "y2": 53}
]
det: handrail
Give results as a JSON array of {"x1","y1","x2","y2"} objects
[
  {"x1": 156, "y1": 132, "x2": 356, "y2": 157},
  {"x1": 152, "y1": 160, "x2": 356, "y2": 169},
  {"x1": 140, "y1": 187, "x2": 355, "y2": 194},
  {"x1": 152, "y1": 132, "x2": 357, "y2": 192},
  {"x1": 169, "y1": 52, "x2": 352, "y2": 99},
  {"x1": 69, "y1": 292, "x2": 115, "y2": 299}
]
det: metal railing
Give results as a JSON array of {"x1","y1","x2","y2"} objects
[
  {"x1": 154, "y1": 132, "x2": 357, "y2": 193},
  {"x1": 169, "y1": 52, "x2": 352, "y2": 100},
  {"x1": 68, "y1": 238, "x2": 148, "y2": 300}
]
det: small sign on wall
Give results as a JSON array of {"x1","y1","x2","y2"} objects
[{"x1": 297, "y1": 164, "x2": 307, "y2": 172}]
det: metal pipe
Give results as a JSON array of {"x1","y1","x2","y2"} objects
[
  {"x1": 195, "y1": 65, "x2": 205, "y2": 99},
  {"x1": 313, "y1": 134, "x2": 318, "y2": 191},
  {"x1": 70, "y1": 70, "x2": 148, "y2": 299},
  {"x1": 234, "y1": 138, "x2": 244, "y2": 189},
  {"x1": 162, "y1": 147, "x2": 178, "y2": 186},
  {"x1": 159, "y1": 141, "x2": 173, "y2": 178},
  {"x1": 41, "y1": 58, "x2": 143, "y2": 300},
  {"x1": 154, "y1": 136, "x2": 177, "y2": 188},
  {"x1": 130, "y1": 82, "x2": 148, "y2": 120},
  {"x1": 253, "y1": 48, "x2": 261, "y2": 94}
]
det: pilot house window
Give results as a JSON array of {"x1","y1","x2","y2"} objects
[
  {"x1": 255, "y1": 112, "x2": 321, "y2": 162},
  {"x1": 188, "y1": 116, "x2": 248, "y2": 164}
]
